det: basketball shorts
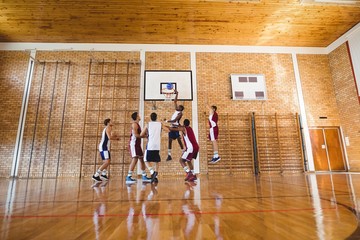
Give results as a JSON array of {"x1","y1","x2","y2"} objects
[
  {"x1": 129, "y1": 143, "x2": 143, "y2": 158},
  {"x1": 208, "y1": 127, "x2": 219, "y2": 141},
  {"x1": 100, "y1": 150, "x2": 111, "y2": 160},
  {"x1": 182, "y1": 148, "x2": 198, "y2": 161},
  {"x1": 145, "y1": 150, "x2": 161, "y2": 162},
  {"x1": 169, "y1": 131, "x2": 180, "y2": 140}
]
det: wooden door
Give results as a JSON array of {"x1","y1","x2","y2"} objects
[
  {"x1": 324, "y1": 129, "x2": 345, "y2": 171},
  {"x1": 309, "y1": 129, "x2": 329, "y2": 171},
  {"x1": 309, "y1": 127, "x2": 346, "y2": 172}
]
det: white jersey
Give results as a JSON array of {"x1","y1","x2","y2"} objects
[
  {"x1": 98, "y1": 127, "x2": 110, "y2": 151},
  {"x1": 147, "y1": 122, "x2": 162, "y2": 150},
  {"x1": 170, "y1": 110, "x2": 182, "y2": 126}
]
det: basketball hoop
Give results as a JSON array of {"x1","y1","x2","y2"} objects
[{"x1": 161, "y1": 88, "x2": 174, "y2": 101}]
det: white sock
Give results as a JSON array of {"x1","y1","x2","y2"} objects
[
  {"x1": 184, "y1": 190, "x2": 190, "y2": 199},
  {"x1": 142, "y1": 170, "x2": 147, "y2": 176},
  {"x1": 168, "y1": 149, "x2": 171, "y2": 155},
  {"x1": 127, "y1": 171, "x2": 133, "y2": 177},
  {"x1": 94, "y1": 169, "x2": 101, "y2": 177},
  {"x1": 147, "y1": 191, "x2": 154, "y2": 200},
  {"x1": 102, "y1": 170, "x2": 107, "y2": 176},
  {"x1": 149, "y1": 167, "x2": 154, "y2": 175},
  {"x1": 214, "y1": 152, "x2": 219, "y2": 158},
  {"x1": 184, "y1": 166, "x2": 190, "y2": 173}
]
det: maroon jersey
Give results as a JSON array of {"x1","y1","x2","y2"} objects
[
  {"x1": 208, "y1": 111, "x2": 218, "y2": 128},
  {"x1": 129, "y1": 122, "x2": 143, "y2": 157},
  {"x1": 184, "y1": 126, "x2": 199, "y2": 152},
  {"x1": 208, "y1": 111, "x2": 219, "y2": 141}
]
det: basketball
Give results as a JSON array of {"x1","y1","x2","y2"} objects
[{"x1": 166, "y1": 83, "x2": 173, "y2": 90}]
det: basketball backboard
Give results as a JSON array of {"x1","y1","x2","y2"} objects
[{"x1": 144, "y1": 70, "x2": 193, "y2": 101}]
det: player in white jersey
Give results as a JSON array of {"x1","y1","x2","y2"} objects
[
  {"x1": 141, "y1": 112, "x2": 168, "y2": 183},
  {"x1": 165, "y1": 90, "x2": 184, "y2": 161},
  {"x1": 92, "y1": 118, "x2": 120, "y2": 182}
]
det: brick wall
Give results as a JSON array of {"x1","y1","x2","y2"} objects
[
  {"x1": 196, "y1": 53, "x2": 300, "y2": 114},
  {"x1": 196, "y1": 53, "x2": 301, "y2": 173},
  {"x1": 18, "y1": 51, "x2": 140, "y2": 177},
  {"x1": 1, "y1": 48, "x2": 359, "y2": 177},
  {"x1": 0, "y1": 51, "x2": 29, "y2": 176},
  {"x1": 297, "y1": 54, "x2": 341, "y2": 127},
  {"x1": 144, "y1": 52, "x2": 192, "y2": 175},
  {"x1": 328, "y1": 44, "x2": 360, "y2": 170}
]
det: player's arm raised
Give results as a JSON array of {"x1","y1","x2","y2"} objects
[
  {"x1": 205, "y1": 99, "x2": 214, "y2": 114},
  {"x1": 173, "y1": 89, "x2": 179, "y2": 109}
]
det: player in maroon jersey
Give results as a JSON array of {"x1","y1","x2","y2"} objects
[
  {"x1": 166, "y1": 119, "x2": 199, "y2": 182},
  {"x1": 208, "y1": 105, "x2": 221, "y2": 163}
]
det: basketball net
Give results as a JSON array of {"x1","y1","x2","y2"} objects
[{"x1": 162, "y1": 88, "x2": 174, "y2": 101}]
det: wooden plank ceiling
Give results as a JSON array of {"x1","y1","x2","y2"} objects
[{"x1": 0, "y1": 0, "x2": 360, "y2": 47}]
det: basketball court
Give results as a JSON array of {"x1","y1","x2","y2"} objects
[
  {"x1": 1, "y1": 173, "x2": 360, "y2": 239},
  {"x1": 1, "y1": 1, "x2": 360, "y2": 239}
]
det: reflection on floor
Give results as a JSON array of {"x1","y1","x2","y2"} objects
[{"x1": 1, "y1": 173, "x2": 360, "y2": 239}]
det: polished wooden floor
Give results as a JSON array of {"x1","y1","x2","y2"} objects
[{"x1": 1, "y1": 173, "x2": 360, "y2": 239}]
